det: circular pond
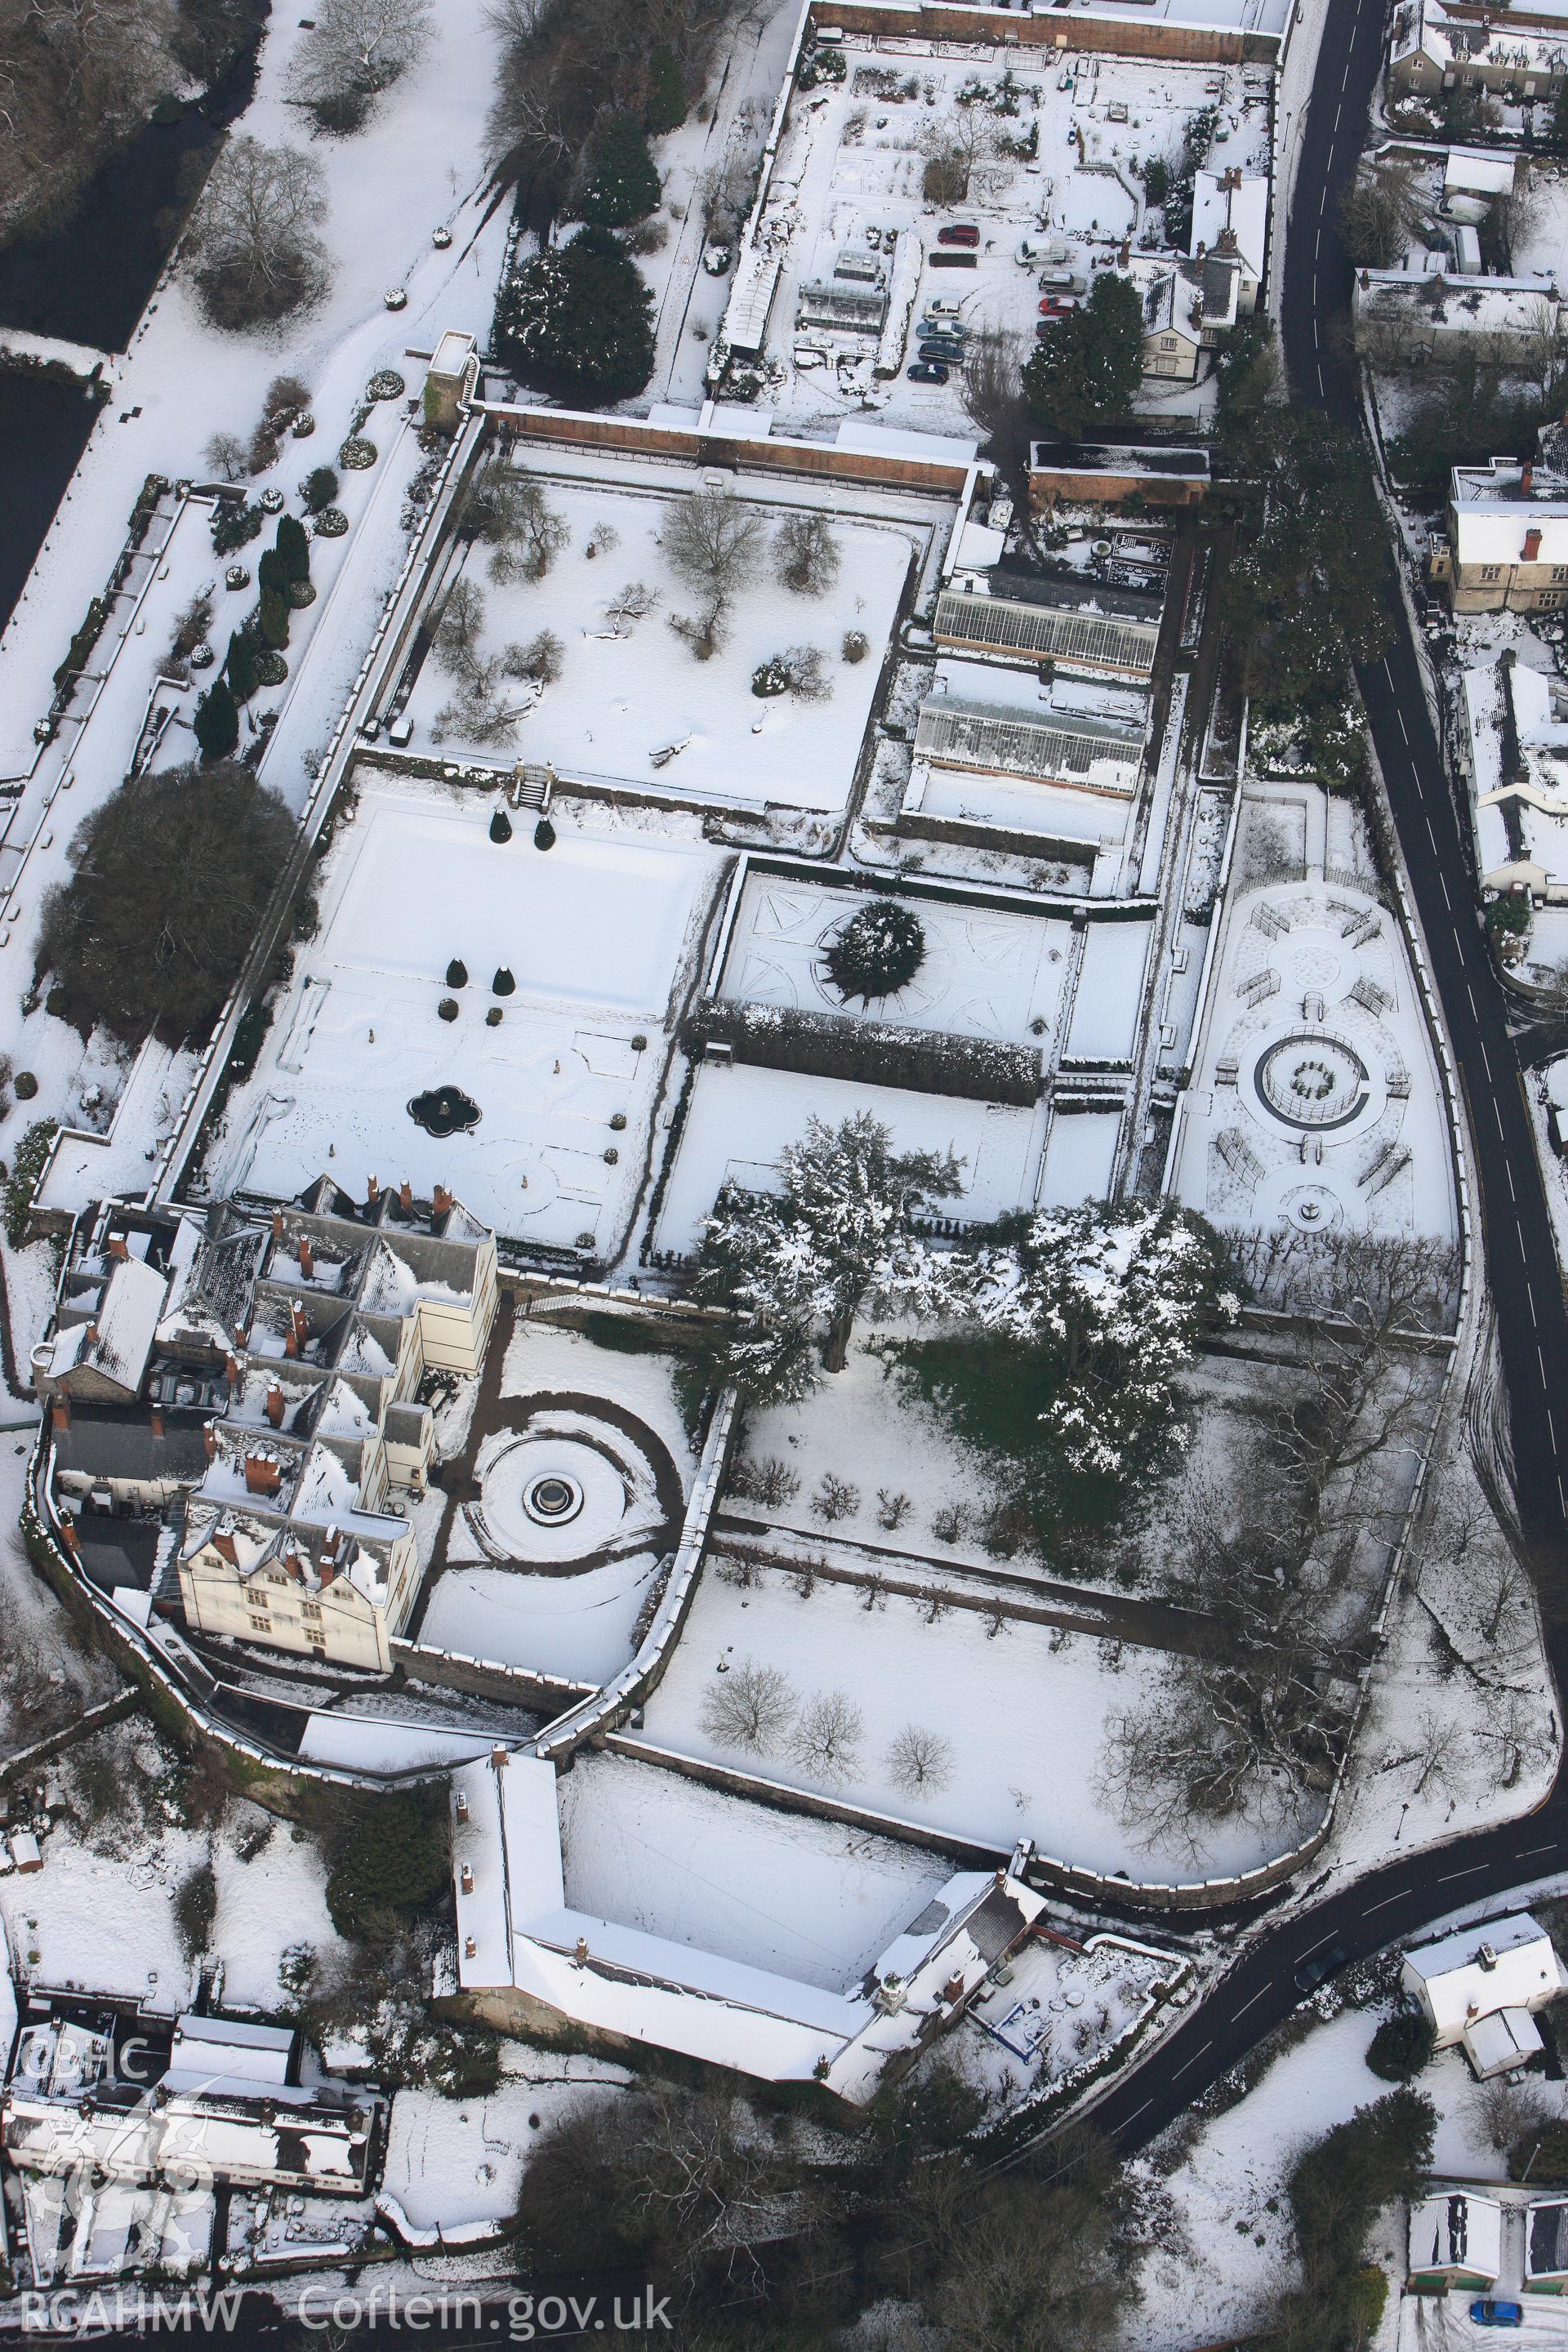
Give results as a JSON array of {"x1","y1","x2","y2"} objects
[{"x1": 408, "y1": 1085, "x2": 480, "y2": 1138}]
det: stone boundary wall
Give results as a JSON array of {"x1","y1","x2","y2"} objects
[
  {"x1": 808, "y1": 0, "x2": 1277, "y2": 62},
  {"x1": 481, "y1": 403, "x2": 975, "y2": 496}
]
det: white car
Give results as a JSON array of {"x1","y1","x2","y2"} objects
[{"x1": 927, "y1": 296, "x2": 964, "y2": 318}]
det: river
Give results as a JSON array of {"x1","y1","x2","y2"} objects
[{"x1": 0, "y1": 8, "x2": 270, "y2": 636}]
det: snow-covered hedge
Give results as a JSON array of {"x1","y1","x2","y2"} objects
[{"x1": 684, "y1": 999, "x2": 1041, "y2": 1107}]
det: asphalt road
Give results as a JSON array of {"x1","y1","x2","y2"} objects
[{"x1": 1045, "y1": 0, "x2": 1568, "y2": 2158}]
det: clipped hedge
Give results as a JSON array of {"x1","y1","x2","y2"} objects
[
  {"x1": 684, "y1": 998, "x2": 1042, "y2": 1106},
  {"x1": 6, "y1": 1120, "x2": 60, "y2": 1244}
]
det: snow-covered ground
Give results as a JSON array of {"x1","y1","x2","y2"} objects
[
  {"x1": 716, "y1": 866, "x2": 1077, "y2": 1044},
  {"x1": 382, "y1": 2047, "x2": 629, "y2": 2237},
  {"x1": 558, "y1": 1748, "x2": 953, "y2": 1992},
  {"x1": 654, "y1": 1059, "x2": 1047, "y2": 1254},
  {"x1": 1170, "y1": 794, "x2": 1458, "y2": 1243},
  {"x1": 212, "y1": 775, "x2": 725, "y2": 1254},
  {"x1": 709, "y1": 42, "x2": 1272, "y2": 439},
  {"x1": 635, "y1": 1557, "x2": 1291, "y2": 1881},
  {"x1": 403, "y1": 477, "x2": 917, "y2": 815}
]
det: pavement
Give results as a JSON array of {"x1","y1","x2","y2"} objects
[{"x1": 1022, "y1": 0, "x2": 1568, "y2": 2161}]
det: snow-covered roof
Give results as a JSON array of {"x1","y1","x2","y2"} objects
[
  {"x1": 1392, "y1": 0, "x2": 1568, "y2": 78},
  {"x1": 449, "y1": 1753, "x2": 1044, "y2": 2098},
  {"x1": 1446, "y1": 147, "x2": 1517, "y2": 197},
  {"x1": 1410, "y1": 2190, "x2": 1503, "y2": 2280},
  {"x1": 1191, "y1": 170, "x2": 1269, "y2": 278},
  {"x1": 1402, "y1": 1911, "x2": 1566, "y2": 2035},
  {"x1": 45, "y1": 1255, "x2": 167, "y2": 1395},
  {"x1": 835, "y1": 419, "x2": 978, "y2": 469},
  {"x1": 1464, "y1": 2003, "x2": 1544, "y2": 2076},
  {"x1": 1450, "y1": 499, "x2": 1568, "y2": 568}
]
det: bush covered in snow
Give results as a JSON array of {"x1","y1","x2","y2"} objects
[
  {"x1": 493, "y1": 225, "x2": 655, "y2": 399},
  {"x1": 685, "y1": 998, "x2": 1040, "y2": 1105}
]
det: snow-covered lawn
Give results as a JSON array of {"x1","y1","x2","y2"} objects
[
  {"x1": 714, "y1": 43, "x2": 1272, "y2": 439},
  {"x1": 401, "y1": 478, "x2": 915, "y2": 815},
  {"x1": 934, "y1": 1926, "x2": 1180, "y2": 2114},
  {"x1": 1040, "y1": 1105, "x2": 1124, "y2": 1202},
  {"x1": 636, "y1": 1561, "x2": 1291, "y2": 1881},
  {"x1": 1064, "y1": 918, "x2": 1153, "y2": 1062},
  {"x1": 420, "y1": 1552, "x2": 664, "y2": 1686},
  {"x1": 716, "y1": 867, "x2": 1077, "y2": 1045},
  {"x1": 382, "y1": 2047, "x2": 629, "y2": 2236},
  {"x1": 558, "y1": 1748, "x2": 953, "y2": 1993},
  {"x1": 654, "y1": 1060, "x2": 1046, "y2": 1254},
  {"x1": 213, "y1": 776, "x2": 724, "y2": 1254}
]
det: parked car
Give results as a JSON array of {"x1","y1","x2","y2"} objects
[
  {"x1": 938, "y1": 224, "x2": 980, "y2": 247},
  {"x1": 1293, "y1": 1941, "x2": 1348, "y2": 1993},
  {"x1": 918, "y1": 341, "x2": 961, "y2": 362},
  {"x1": 926, "y1": 296, "x2": 964, "y2": 318},
  {"x1": 1039, "y1": 296, "x2": 1078, "y2": 316},
  {"x1": 920, "y1": 318, "x2": 967, "y2": 341},
  {"x1": 1470, "y1": 2304, "x2": 1524, "y2": 2328},
  {"x1": 906, "y1": 361, "x2": 950, "y2": 384}
]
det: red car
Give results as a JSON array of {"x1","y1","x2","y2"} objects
[
  {"x1": 1039, "y1": 296, "x2": 1078, "y2": 316},
  {"x1": 938, "y1": 223, "x2": 980, "y2": 247}
]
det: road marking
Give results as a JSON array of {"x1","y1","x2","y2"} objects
[
  {"x1": 1440, "y1": 874, "x2": 1452, "y2": 907},
  {"x1": 1521, "y1": 1842, "x2": 1561, "y2": 1859},
  {"x1": 1233, "y1": 1984, "x2": 1271, "y2": 2017},
  {"x1": 1437, "y1": 1864, "x2": 1490, "y2": 1882},
  {"x1": 1171, "y1": 2043, "x2": 1212, "y2": 2080},
  {"x1": 1119, "y1": 2098, "x2": 1154, "y2": 2126},
  {"x1": 1364, "y1": 1887, "x2": 1414, "y2": 1913}
]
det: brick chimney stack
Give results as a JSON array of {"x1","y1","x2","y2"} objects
[
  {"x1": 1522, "y1": 460, "x2": 1535, "y2": 497},
  {"x1": 298, "y1": 1236, "x2": 314, "y2": 1280},
  {"x1": 51, "y1": 1396, "x2": 70, "y2": 1432},
  {"x1": 265, "y1": 1379, "x2": 285, "y2": 1429},
  {"x1": 212, "y1": 1529, "x2": 237, "y2": 1566},
  {"x1": 399, "y1": 1179, "x2": 412, "y2": 1212},
  {"x1": 243, "y1": 1451, "x2": 281, "y2": 1497},
  {"x1": 285, "y1": 1301, "x2": 308, "y2": 1358},
  {"x1": 225, "y1": 1350, "x2": 240, "y2": 1387},
  {"x1": 85, "y1": 1323, "x2": 100, "y2": 1348},
  {"x1": 271, "y1": 1210, "x2": 284, "y2": 1241},
  {"x1": 106, "y1": 1235, "x2": 128, "y2": 1262},
  {"x1": 1525, "y1": 526, "x2": 1544, "y2": 563},
  {"x1": 433, "y1": 1183, "x2": 452, "y2": 1218},
  {"x1": 203, "y1": 1420, "x2": 217, "y2": 1461},
  {"x1": 150, "y1": 1403, "x2": 166, "y2": 1439},
  {"x1": 60, "y1": 1517, "x2": 79, "y2": 1556},
  {"x1": 367, "y1": 1174, "x2": 379, "y2": 1206}
]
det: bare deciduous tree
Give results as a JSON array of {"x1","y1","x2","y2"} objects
[
  {"x1": 1339, "y1": 162, "x2": 1424, "y2": 269},
  {"x1": 0, "y1": 0, "x2": 178, "y2": 238},
  {"x1": 774, "y1": 512, "x2": 840, "y2": 596},
  {"x1": 468, "y1": 458, "x2": 568, "y2": 584},
  {"x1": 729, "y1": 1453, "x2": 800, "y2": 1508},
  {"x1": 1468, "y1": 2071, "x2": 1552, "y2": 2157},
  {"x1": 288, "y1": 0, "x2": 433, "y2": 122},
  {"x1": 664, "y1": 488, "x2": 766, "y2": 593},
  {"x1": 960, "y1": 329, "x2": 1034, "y2": 510},
  {"x1": 603, "y1": 579, "x2": 661, "y2": 635},
  {"x1": 698, "y1": 1659, "x2": 796, "y2": 1754},
  {"x1": 790, "y1": 1689, "x2": 863, "y2": 1783},
  {"x1": 887, "y1": 1724, "x2": 955, "y2": 1793},
  {"x1": 185, "y1": 136, "x2": 331, "y2": 329},
  {"x1": 203, "y1": 430, "x2": 247, "y2": 483},
  {"x1": 430, "y1": 577, "x2": 550, "y2": 744}
]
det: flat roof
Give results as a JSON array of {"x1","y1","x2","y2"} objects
[
  {"x1": 1031, "y1": 440, "x2": 1210, "y2": 479},
  {"x1": 985, "y1": 561, "x2": 1165, "y2": 624}
]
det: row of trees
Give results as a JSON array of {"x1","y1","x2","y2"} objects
[
  {"x1": 1102, "y1": 1231, "x2": 1459, "y2": 1855},
  {"x1": 515, "y1": 2078, "x2": 1134, "y2": 2347},
  {"x1": 487, "y1": 0, "x2": 743, "y2": 212}
]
